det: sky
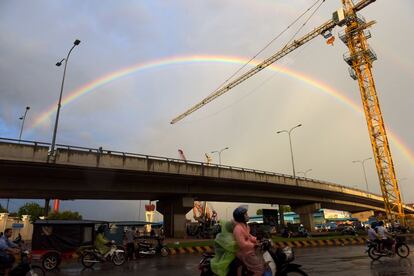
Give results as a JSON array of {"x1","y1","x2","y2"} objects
[{"x1": 0, "y1": 0, "x2": 413, "y2": 221}]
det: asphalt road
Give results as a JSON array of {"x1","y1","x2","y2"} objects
[{"x1": 48, "y1": 245, "x2": 414, "y2": 276}]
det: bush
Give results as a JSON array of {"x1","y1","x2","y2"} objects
[{"x1": 47, "y1": 211, "x2": 82, "y2": 220}]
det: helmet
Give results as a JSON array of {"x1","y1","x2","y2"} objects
[{"x1": 233, "y1": 206, "x2": 248, "y2": 223}]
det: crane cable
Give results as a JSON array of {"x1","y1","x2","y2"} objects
[
  {"x1": 207, "y1": 0, "x2": 326, "y2": 98},
  {"x1": 177, "y1": 2, "x2": 327, "y2": 125},
  {"x1": 283, "y1": 0, "x2": 327, "y2": 50}
]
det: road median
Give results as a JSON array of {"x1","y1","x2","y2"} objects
[{"x1": 166, "y1": 234, "x2": 414, "y2": 255}]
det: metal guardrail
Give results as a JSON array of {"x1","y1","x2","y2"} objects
[{"x1": 0, "y1": 137, "x2": 378, "y2": 196}]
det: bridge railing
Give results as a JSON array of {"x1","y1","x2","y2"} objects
[{"x1": 0, "y1": 137, "x2": 370, "y2": 193}]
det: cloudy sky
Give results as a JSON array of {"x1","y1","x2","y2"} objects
[{"x1": 1, "y1": 0, "x2": 413, "y2": 221}]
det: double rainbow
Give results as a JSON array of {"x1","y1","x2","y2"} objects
[{"x1": 30, "y1": 55, "x2": 414, "y2": 165}]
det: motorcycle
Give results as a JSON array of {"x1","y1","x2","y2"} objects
[
  {"x1": 187, "y1": 221, "x2": 222, "y2": 239},
  {"x1": 366, "y1": 235, "x2": 410, "y2": 260},
  {"x1": 9, "y1": 250, "x2": 45, "y2": 276},
  {"x1": 80, "y1": 242, "x2": 126, "y2": 268},
  {"x1": 0, "y1": 237, "x2": 45, "y2": 276},
  {"x1": 199, "y1": 239, "x2": 308, "y2": 276},
  {"x1": 135, "y1": 237, "x2": 170, "y2": 257}
]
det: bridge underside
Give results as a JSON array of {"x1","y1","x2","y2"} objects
[
  {"x1": 1, "y1": 159, "x2": 384, "y2": 213},
  {"x1": 2, "y1": 140, "x2": 412, "y2": 238}
]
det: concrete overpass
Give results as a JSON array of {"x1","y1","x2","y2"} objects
[{"x1": 1, "y1": 138, "x2": 412, "y2": 237}]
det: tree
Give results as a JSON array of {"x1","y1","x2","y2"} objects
[
  {"x1": 256, "y1": 209, "x2": 263, "y2": 215},
  {"x1": 279, "y1": 205, "x2": 292, "y2": 213},
  {"x1": 47, "y1": 211, "x2": 82, "y2": 220},
  {"x1": 18, "y1": 202, "x2": 44, "y2": 222},
  {"x1": 0, "y1": 204, "x2": 7, "y2": 213}
]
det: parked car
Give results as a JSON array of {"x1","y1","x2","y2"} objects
[
  {"x1": 314, "y1": 224, "x2": 328, "y2": 232},
  {"x1": 336, "y1": 224, "x2": 356, "y2": 235},
  {"x1": 326, "y1": 222, "x2": 337, "y2": 231}
]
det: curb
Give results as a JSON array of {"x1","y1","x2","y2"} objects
[{"x1": 167, "y1": 235, "x2": 414, "y2": 255}]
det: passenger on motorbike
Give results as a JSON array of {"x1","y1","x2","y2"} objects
[
  {"x1": 0, "y1": 228, "x2": 20, "y2": 276},
  {"x1": 95, "y1": 225, "x2": 111, "y2": 258},
  {"x1": 232, "y1": 206, "x2": 266, "y2": 276},
  {"x1": 210, "y1": 221, "x2": 238, "y2": 276},
  {"x1": 367, "y1": 222, "x2": 378, "y2": 241},
  {"x1": 375, "y1": 221, "x2": 395, "y2": 254}
]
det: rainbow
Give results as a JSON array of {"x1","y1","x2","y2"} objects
[{"x1": 31, "y1": 55, "x2": 414, "y2": 165}]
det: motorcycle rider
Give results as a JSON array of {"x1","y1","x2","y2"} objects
[
  {"x1": 0, "y1": 228, "x2": 20, "y2": 276},
  {"x1": 376, "y1": 221, "x2": 395, "y2": 254},
  {"x1": 232, "y1": 206, "x2": 266, "y2": 276},
  {"x1": 367, "y1": 222, "x2": 378, "y2": 242},
  {"x1": 210, "y1": 221, "x2": 238, "y2": 276},
  {"x1": 95, "y1": 225, "x2": 111, "y2": 259}
]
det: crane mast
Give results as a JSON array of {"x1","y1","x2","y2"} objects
[
  {"x1": 172, "y1": 0, "x2": 405, "y2": 223},
  {"x1": 340, "y1": 0, "x2": 404, "y2": 223}
]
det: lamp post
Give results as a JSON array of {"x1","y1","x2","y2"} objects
[
  {"x1": 276, "y1": 124, "x2": 302, "y2": 179},
  {"x1": 352, "y1": 157, "x2": 372, "y2": 192},
  {"x1": 18, "y1": 106, "x2": 30, "y2": 141},
  {"x1": 49, "y1": 39, "x2": 81, "y2": 162},
  {"x1": 46, "y1": 39, "x2": 80, "y2": 216},
  {"x1": 211, "y1": 147, "x2": 229, "y2": 165},
  {"x1": 398, "y1": 178, "x2": 407, "y2": 203},
  {"x1": 297, "y1": 168, "x2": 312, "y2": 178}
]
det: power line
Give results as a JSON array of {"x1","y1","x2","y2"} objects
[{"x1": 208, "y1": 0, "x2": 325, "y2": 98}]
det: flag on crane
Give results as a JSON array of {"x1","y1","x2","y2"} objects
[{"x1": 326, "y1": 36, "x2": 335, "y2": 46}]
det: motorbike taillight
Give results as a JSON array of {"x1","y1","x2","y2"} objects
[{"x1": 28, "y1": 252, "x2": 33, "y2": 263}]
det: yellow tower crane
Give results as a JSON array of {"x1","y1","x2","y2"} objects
[{"x1": 171, "y1": 0, "x2": 405, "y2": 224}]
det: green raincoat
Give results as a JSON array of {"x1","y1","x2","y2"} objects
[
  {"x1": 94, "y1": 233, "x2": 110, "y2": 255},
  {"x1": 210, "y1": 221, "x2": 238, "y2": 276}
]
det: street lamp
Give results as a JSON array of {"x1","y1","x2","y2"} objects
[
  {"x1": 49, "y1": 39, "x2": 81, "y2": 162},
  {"x1": 211, "y1": 147, "x2": 229, "y2": 165},
  {"x1": 18, "y1": 106, "x2": 30, "y2": 141},
  {"x1": 297, "y1": 168, "x2": 312, "y2": 178},
  {"x1": 398, "y1": 178, "x2": 407, "y2": 203},
  {"x1": 276, "y1": 124, "x2": 302, "y2": 179},
  {"x1": 352, "y1": 157, "x2": 372, "y2": 192}
]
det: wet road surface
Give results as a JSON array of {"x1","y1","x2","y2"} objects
[{"x1": 48, "y1": 245, "x2": 414, "y2": 275}]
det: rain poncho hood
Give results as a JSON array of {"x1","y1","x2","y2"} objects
[{"x1": 210, "y1": 221, "x2": 238, "y2": 276}]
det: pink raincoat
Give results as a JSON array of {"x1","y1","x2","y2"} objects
[{"x1": 233, "y1": 222, "x2": 264, "y2": 275}]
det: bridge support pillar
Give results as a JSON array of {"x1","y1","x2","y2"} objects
[
  {"x1": 157, "y1": 197, "x2": 194, "y2": 238},
  {"x1": 292, "y1": 203, "x2": 321, "y2": 232},
  {"x1": 278, "y1": 205, "x2": 285, "y2": 226}
]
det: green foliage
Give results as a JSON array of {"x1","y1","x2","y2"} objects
[
  {"x1": 256, "y1": 209, "x2": 263, "y2": 215},
  {"x1": 47, "y1": 210, "x2": 83, "y2": 220},
  {"x1": 18, "y1": 202, "x2": 44, "y2": 222},
  {"x1": 0, "y1": 204, "x2": 7, "y2": 213},
  {"x1": 279, "y1": 205, "x2": 292, "y2": 212}
]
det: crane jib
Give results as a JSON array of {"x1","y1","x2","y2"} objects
[
  {"x1": 170, "y1": 20, "x2": 336, "y2": 124},
  {"x1": 171, "y1": 0, "x2": 377, "y2": 125}
]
